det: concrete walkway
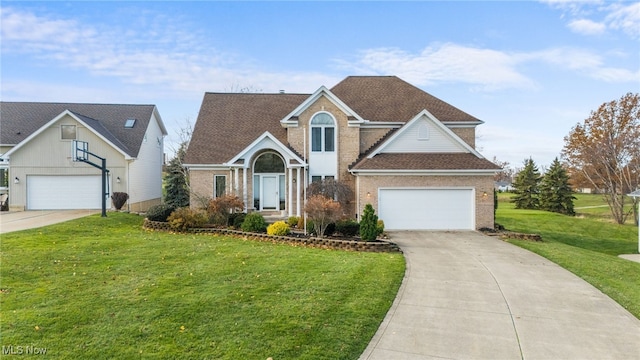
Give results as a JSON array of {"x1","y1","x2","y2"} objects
[
  {"x1": 360, "y1": 231, "x2": 640, "y2": 360},
  {"x1": 0, "y1": 210, "x2": 99, "y2": 234}
]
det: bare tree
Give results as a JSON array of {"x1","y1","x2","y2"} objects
[
  {"x1": 492, "y1": 156, "x2": 513, "y2": 183},
  {"x1": 562, "y1": 92, "x2": 640, "y2": 224}
]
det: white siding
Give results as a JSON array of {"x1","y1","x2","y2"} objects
[
  {"x1": 128, "y1": 112, "x2": 164, "y2": 205},
  {"x1": 382, "y1": 117, "x2": 467, "y2": 153}
]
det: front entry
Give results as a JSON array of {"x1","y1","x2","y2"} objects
[
  {"x1": 253, "y1": 152, "x2": 286, "y2": 212},
  {"x1": 261, "y1": 176, "x2": 279, "y2": 210}
]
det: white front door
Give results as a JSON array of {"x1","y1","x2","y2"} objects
[{"x1": 261, "y1": 176, "x2": 279, "y2": 210}]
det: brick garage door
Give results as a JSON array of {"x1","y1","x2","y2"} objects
[{"x1": 378, "y1": 188, "x2": 474, "y2": 230}]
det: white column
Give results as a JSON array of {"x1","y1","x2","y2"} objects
[
  {"x1": 296, "y1": 167, "x2": 301, "y2": 217},
  {"x1": 288, "y1": 167, "x2": 293, "y2": 217},
  {"x1": 234, "y1": 168, "x2": 239, "y2": 194},
  {"x1": 243, "y1": 167, "x2": 248, "y2": 212}
]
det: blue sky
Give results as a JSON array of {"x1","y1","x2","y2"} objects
[{"x1": 2, "y1": 1, "x2": 638, "y2": 169}]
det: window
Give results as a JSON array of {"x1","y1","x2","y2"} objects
[
  {"x1": 0, "y1": 168, "x2": 8, "y2": 188},
  {"x1": 124, "y1": 118, "x2": 136, "y2": 128},
  {"x1": 310, "y1": 113, "x2": 335, "y2": 152},
  {"x1": 254, "y1": 152, "x2": 285, "y2": 173},
  {"x1": 311, "y1": 176, "x2": 322, "y2": 183},
  {"x1": 61, "y1": 125, "x2": 76, "y2": 140},
  {"x1": 214, "y1": 175, "x2": 226, "y2": 198}
]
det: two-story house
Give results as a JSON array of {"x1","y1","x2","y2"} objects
[{"x1": 184, "y1": 76, "x2": 500, "y2": 230}]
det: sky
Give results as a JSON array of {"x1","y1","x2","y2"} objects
[{"x1": 2, "y1": 0, "x2": 639, "y2": 170}]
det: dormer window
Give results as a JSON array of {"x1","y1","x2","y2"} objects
[
  {"x1": 310, "y1": 113, "x2": 335, "y2": 152},
  {"x1": 124, "y1": 118, "x2": 136, "y2": 128}
]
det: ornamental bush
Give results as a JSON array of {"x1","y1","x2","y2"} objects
[
  {"x1": 376, "y1": 219, "x2": 385, "y2": 236},
  {"x1": 167, "y1": 207, "x2": 208, "y2": 232},
  {"x1": 287, "y1": 216, "x2": 299, "y2": 228},
  {"x1": 267, "y1": 221, "x2": 291, "y2": 236},
  {"x1": 336, "y1": 219, "x2": 360, "y2": 237},
  {"x1": 359, "y1": 204, "x2": 379, "y2": 241},
  {"x1": 146, "y1": 204, "x2": 175, "y2": 222},
  {"x1": 241, "y1": 212, "x2": 267, "y2": 233},
  {"x1": 111, "y1": 192, "x2": 129, "y2": 210}
]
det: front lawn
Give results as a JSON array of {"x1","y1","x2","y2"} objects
[
  {"x1": 496, "y1": 193, "x2": 640, "y2": 319},
  {"x1": 1, "y1": 212, "x2": 405, "y2": 359}
]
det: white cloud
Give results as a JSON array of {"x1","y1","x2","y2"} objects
[
  {"x1": 567, "y1": 18, "x2": 606, "y2": 35},
  {"x1": 606, "y1": 2, "x2": 640, "y2": 39}
]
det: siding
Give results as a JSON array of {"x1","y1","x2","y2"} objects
[
  {"x1": 382, "y1": 117, "x2": 467, "y2": 153},
  {"x1": 128, "y1": 112, "x2": 164, "y2": 207}
]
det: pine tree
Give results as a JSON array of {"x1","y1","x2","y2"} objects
[
  {"x1": 164, "y1": 142, "x2": 190, "y2": 208},
  {"x1": 359, "y1": 204, "x2": 379, "y2": 241},
  {"x1": 512, "y1": 158, "x2": 541, "y2": 209},
  {"x1": 540, "y1": 158, "x2": 576, "y2": 215}
]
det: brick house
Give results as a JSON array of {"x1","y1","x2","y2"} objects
[{"x1": 184, "y1": 76, "x2": 500, "y2": 230}]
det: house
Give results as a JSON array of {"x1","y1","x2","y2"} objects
[
  {"x1": 184, "y1": 76, "x2": 501, "y2": 230},
  {"x1": 0, "y1": 102, "x2": 167, "y2": 212}
]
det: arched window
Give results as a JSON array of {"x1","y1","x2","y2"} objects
[
  {"x1": 310, "y1": 113, "x2": 335, "y2": 152},
  {"x1": 254, "y1": 152, "x2": 285, "y2": 173}
]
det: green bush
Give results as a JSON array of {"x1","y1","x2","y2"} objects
[
  {"x1": 241, "y1": 212, "x2": 267, "y2": 233},
  {"x1": 167, "y1": 207, "x2": 208, "y2": 231},
  {"x1": 360, "y1": 204, "x2": 379, "y2": 241},
  {"x1": 376, "y1": 219, "x2": 385, "y2": 236},
  {"x1": 267, "y1": 221, "x2": 291, "y2": 236},
  {"x1": 146, "y1": 204, "x2": 175, "y2": 222},
  {"x1": 336, "y1": 219, "x2": 360, "y2": 237},
  {"x1": 229, "y1": 212, "x2": 246, "y2": 229},
  {"x1": 287, "y1": 216, "x2": 299, "y2": 228}
]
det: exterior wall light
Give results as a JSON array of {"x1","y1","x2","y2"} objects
[
  {"x1": 116, "y1": 177, "x2": 121, "y2": 183},
  {"x1": 14, "y1": 177, "x2": 19, "y2": 184}
]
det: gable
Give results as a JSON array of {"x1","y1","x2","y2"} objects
[
  {"x1": 227, "y1": 131, "x2": 304, "y2": 167},
  {"x1": 379, "y1": 115, "x2": 467, "y2": 154}
]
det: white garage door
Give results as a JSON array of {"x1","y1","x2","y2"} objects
[
  {"x1": 379, "y1": 188, "x2": 474, "y2": 230},
  {"x1": 27, "y1": 175, "x2": 103, "y2": 210}
]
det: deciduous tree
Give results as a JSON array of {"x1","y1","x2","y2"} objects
[
  {"x1": 304, "y1": 195, "x2": 342, "y2": 238},
  {"x1": 562, "y1": 93, "x2": 640, "y2": 224}
]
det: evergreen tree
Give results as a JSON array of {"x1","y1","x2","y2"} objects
[
  {"x1": 512, "y1": 158, "x2": 541, "y2": 209},
  {"x1": 164, "y1": 142, "x2": 190, "y2": 208},
  {"x1": 540, "y1": 158, "x2": 576, "y2": 215},
  {"x1": 359, "y1": 204, "x2": 379, "y2": 241}
]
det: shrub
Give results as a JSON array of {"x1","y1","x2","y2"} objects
[
  {"x1": 297, "y1": 216, "x2": 305, "y2": 229},
  {"x1": 229, "y1": 212, "x2": 246, "y2": 229},
  {"x1": 287, "y1": 216, "x2": 299, "y2": 228},
  {"x1": 325, "y1": 222, "x2": 336, "y2": 236},
  {"x1": 336, "y1": 219, "x2": 360, "y2": 237},
  {"x1": 167, "y1": 207, "x2": 208, "y2": 231},
  {"x1": 267, "y1": 221, "x2": 291, "y2": 236},
  {"x1": 360, "y1": 204, "x2": 379, "y2": 241},
  {"x1": 207, "y1": 195, "x2": 244, "y2": 226},
  {"x1": 146, "y1": 204, "x2": 175, "y2": 222},
  {"x1": 377, "y1": 219, "x2": 385, "y2": 236},
  {"x1": 304, "y1": 195, "x2": 342, "y2": 238},
  {"x1": 111, "y1": 192, "x2": 129, "y2": 210},
  {"x1": 241, "y1": 212, "x2": 267, "y2": 233}
]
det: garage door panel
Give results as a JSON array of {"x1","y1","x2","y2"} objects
[
  {"x1": 27, "y1": 176, "x2": 103, "y2": 210},
  {"x1": 379, "y1": 188, "x2": 474, "y2": 230}
]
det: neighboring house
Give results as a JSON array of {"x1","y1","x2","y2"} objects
[
  {"x1": 184, "y1": 76, "x2": 501, "y2": 230},
  {"x1": 495, "y1": 181, "x2": 514, "y2": 192},
  {"x1": 0, "y1": 102, "x2": 167, "y2": 212}
]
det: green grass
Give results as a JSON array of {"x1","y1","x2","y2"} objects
[
  {"x1": 1, "y1": 213, "x2": 405, "y2": 359},
  {"x1": 496, "y1": 193, "x2": 640, "y2": 318}
]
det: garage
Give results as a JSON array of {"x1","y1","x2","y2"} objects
[
  {"x1": 378, "y1": 188, "x2": 474, "y2": 230},
  {"x1": 27, "y1": 175, "x2": 104, "y2": 210}
]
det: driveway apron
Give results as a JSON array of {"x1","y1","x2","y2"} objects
[
  {"x1": 360, "y1": 231, "x2": 640, "y2": 360},
  {"x1": 0, "y1": 210, "x2": 99, "y2": 234}
]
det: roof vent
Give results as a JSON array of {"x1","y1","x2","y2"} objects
[{"x1": 124, "y1": 118, "x2": 136, "y2": 128}]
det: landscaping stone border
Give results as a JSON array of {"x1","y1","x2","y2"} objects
[{"x1": 143, "y1": 219, "x2": 401, "y2": 253}]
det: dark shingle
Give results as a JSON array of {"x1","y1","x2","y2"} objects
[{"x1": 350, "y1": 153, "x2": 501, "y2": 171}]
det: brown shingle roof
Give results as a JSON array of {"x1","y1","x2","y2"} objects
[
  {"x1": 0, "y1": 102, "x2": 158, "y2": 157},
  {"x1": 350, "y1": 153, "x2": 501, "y2": 171},
  {"x1": 331, "y1": 76, "x2": 481, "y2": 123},
  {"x1": 184, "y1": 93, "x2": 309, "y2": 165}
]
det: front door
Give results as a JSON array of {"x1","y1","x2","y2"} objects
[{"x1": 262, "y1": 176, "x2": 279, "y2": 210}]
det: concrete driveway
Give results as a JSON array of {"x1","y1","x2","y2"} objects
[
  {"x1": 360, "y1": 231, "x2": 640, "y2": 360},
  {"x1": 0, "y1": 210, "x2": 99, "y2": 234}
]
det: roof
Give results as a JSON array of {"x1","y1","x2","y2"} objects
[
  {"x1": 184, "y1": 93, "x2": 309, "y2": 165},
  {"x1": 331, "y1": 76, "x2": 482, "y2": 123},
  {"x1": 350, "y1": 153, "x2": 502, "y2": 172},
  {"x1": 0, "y1": 102, "x2": 163, "y2": 157}
]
